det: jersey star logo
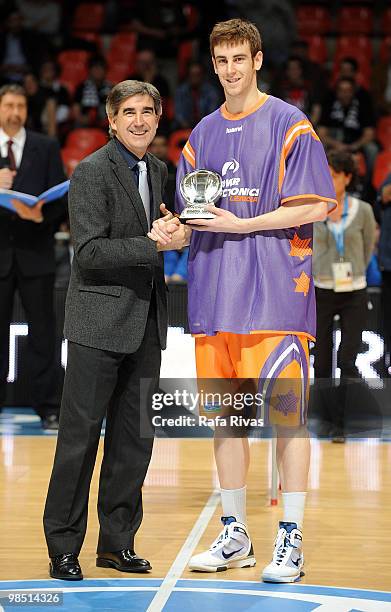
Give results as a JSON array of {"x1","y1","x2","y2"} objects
[
  {"x1": 293, "y1": 271, "x2": 310, "y2": 296},
  {"x1": 289, "y1": 233, "x2": 312, "y2": 260},
  {"x1": 275, "y1": 389, "x2": 298, "y2": 416}
]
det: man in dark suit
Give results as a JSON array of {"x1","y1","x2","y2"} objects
[
  {"x1": 0, "y1": 83, "x2": 67, "y2": 429},
  {"x1": 43, "y1": 80, "x2": 189, "y2": 580}
]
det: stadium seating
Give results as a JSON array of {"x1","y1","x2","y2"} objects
[
  {"x1": 301, "y1": 35, "x2": 328, "y2": 64},
  {"x1": 61, "y1": 147, "x2": 86, "y2": 176},
  {"x1": 335, "y1": 36, "x2": 373, "y2": 62},
  {"x1": 379, "y1": 37, "x2": 391, "y2": 63},
  {"x1": 373, "y1": 151, "x2": 391, "y2": 189},
  {"x1": 337, "y1": 7, "x2": 373, "y2": 35},
  {"x1": 58, "y1": 50, "x2": 90, "y2": 95},
  {"x1": 65, "y1": 128, "x2": 108, "y2": 154},
  {"x1": 382, "y1": 7, "x2": 391, "y2": 35},
  {"x1": 296, "y1": 6, "x2": 331, "y2": 36},
  {"x1": 72, "y1": 3, "x2": 104, "y2": 33},
  {"x1": 106, "y1": 33, "x2": 137, "y2": 82},
  {"x1": 376, "y1": 116, "x2": 391, "y2": 151}
]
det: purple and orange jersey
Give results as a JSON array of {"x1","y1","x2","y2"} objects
[{"x1": 175, "y1": 94, "x2": 337, "y2": 341}]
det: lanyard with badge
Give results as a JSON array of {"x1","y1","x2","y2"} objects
[{"x1": 329, "y1": 195, "x2": 353, "y2": 292}]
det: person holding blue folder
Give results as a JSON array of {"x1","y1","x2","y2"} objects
[{"x1": 0, "y1": 83, "x2": 68, "y2": 430}]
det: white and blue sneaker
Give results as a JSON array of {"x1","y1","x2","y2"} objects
[
  {"x1": 262, "y1": 521, "x2": 304, "y2": 583},
  {"x1": 188, "y1": 516, "x2": 256, "y2": 572}
]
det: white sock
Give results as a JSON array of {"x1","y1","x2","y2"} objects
[
  {"x1": 282, "y1": 492, "x2": 306, "y2": 529},
  {"x1": 220, "y1": 486, "x2": 247, "y2": 525}
]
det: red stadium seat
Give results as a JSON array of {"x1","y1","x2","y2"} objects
[
  {"x1": 106, "y1": 33, "x2": 137, "y2": 81},
  {"x1": 335, "y1": 36, "x2": 373, "y2": 62},
  {"x1": 178, "y1": 41, "x2": 194, "y2": 80},
  {"x1": 296, "y1": 6, "x2": 331, "y2": 36},
  {"x1": 376, "y1": 116, "x2": 391, "y2": 151},
  {"x1": 168, "y1": 129, "x2": 192, "y2": 165},
  {"x1": 106, "y1": 60, "x2": 133, "y2": 84},
  {"x1": 337, "y1": 7, "x2": 373, "y2": 35},
  {"x1": 73, "y1": 32, "x2": 103, "y2": 51},
  {"x1": 373, "y1": 151, "x2": 391, "y2": 189},
  {"x1": 162, "y1": 96, "x2": 174, "y2": 122},
  {"x1": 66, "y1": 128, "x2": 108, "y2": 154},
  {"x1": 379, "y1": 37, "x2": 391, "y2": 63},
  {"x1": 107, "y1": 33, "x2": 137, "y2": 62},
  {"x1": 61, "y1": 147, "x2": 86, "y2": 176},
  {"x1": 58, "y1": 50, "x2": 90, "y2": 95},
  {"x1": 382, "y1": 8, "x2": 391, "y2": 35},
  {"x1": 183, "y1": 3, "x2": 199, "y2": 30},
  {"x1": 72, "y1": 3, "x2": 104, "y2": 33},
  {"x1": 301, "y1": 35, "x2": 328, "y2": 64}
]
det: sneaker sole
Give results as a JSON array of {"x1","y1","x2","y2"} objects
[
  {"x1": 262, "y1": 570, "x2": 304, "y2": 583},
  {"x1": 189, "y1": 555, "x2": 256, "y2": 573},
  {"x1": 96, "y1": 559, "x2": 151, "y2": 572}
]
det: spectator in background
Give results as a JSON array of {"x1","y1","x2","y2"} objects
[
  {"x1": 129, "y1": 0, "x2": 188, "y2": 58},
  {"x1": 174, "y1": 61, "x2": 220, "y2": 129},
  {"x1": 0, "y1": 9, "x2": 49, "y2": 84},
  {"x1": 290, "y1": 39, "x2": 326, "y2": 88},
  {"x1": 148, "y1": 132, "x2": 188, "y2": 282},
  {"x1": 235, "y1": 0, "x2": 296, "y2": 68},
  {"x1": 376, "y1": 175, "x2": 391, "y2": 374},
  {"x1": 273, "y1": 56, "x2": 321, "y2": 125},
  {"x1": 23, "y1": 72, "x2": 56, "y2": 136},
  {"x1": 312, "y1": 150, "x2": 376, "y2": 439},
  {"x1": 337, "y1": 57, "x2": 373, "y2": 108},
  {"x1": 318, "y1": 77, "x2": 378, "y2": 182},
  {"x1": 73, "y1": 56, "x2": 112, "y2": 129},
  {"x1": 39, "y1": 60, "x2": 72, "y2": 142},
  {"x1": 16, "y1": 0, "x2": 61, "y2": 37},
  {"x1": 0, "y1": 83, "x2": 67, "y2": 430},
  {"x1": 128, "y1": 50, "x2": 170, "y2": 99},
  {"x1": 372, "y1": 44, "x2": 391, "y2": 116}
]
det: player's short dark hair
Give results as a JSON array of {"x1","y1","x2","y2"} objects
[
  {"x1": 0, "y1": 83, "x2": 27, "y2": 102},
  {"x1": 210, "y1": 18, "x2": 262, "y2": 58}
]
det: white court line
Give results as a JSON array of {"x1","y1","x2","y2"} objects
[{"x1": 146, "y1": 489, "x2": 220, "y2": 612}]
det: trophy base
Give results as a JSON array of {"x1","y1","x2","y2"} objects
[{"x1": 179, "y1": 211, "x2": 216, "y2": 224}]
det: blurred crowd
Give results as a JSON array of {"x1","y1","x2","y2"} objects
[{"x1": 1, "y1": 0, "x2": 391, "y2": 432}]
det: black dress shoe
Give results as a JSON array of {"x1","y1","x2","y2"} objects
[
  {"x1": 96, "y1": 549, "x2": 151, "y2": 572},
  {"x1": 50, "y1": 553, "x2": 83, "y2": 580}
]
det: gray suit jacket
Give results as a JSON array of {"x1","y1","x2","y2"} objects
[{"x1": 64, "y1": 138, "x2": 168, "y2": 353}]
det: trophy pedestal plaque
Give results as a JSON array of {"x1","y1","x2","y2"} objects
[{"x1": 179, "y1": 169, "x2": 222, "y2": 224}]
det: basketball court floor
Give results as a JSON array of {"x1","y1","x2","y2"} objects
[{"x1": 0, "y1": 406, "x2": 391, "y2": 611}]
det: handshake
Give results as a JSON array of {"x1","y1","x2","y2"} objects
[{"x1": 148, "y1": 204, "x2": 192, "y2": 251}]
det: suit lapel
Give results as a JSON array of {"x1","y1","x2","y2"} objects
[
  {"x1": 147, "y1": 153, "x2": 162, "y2": 223},
  {"x1": 107, "y1": 140, "x2": 149, "y2": 233}
]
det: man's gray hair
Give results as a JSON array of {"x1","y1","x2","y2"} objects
[
  {"x1": 106, "y1": 80, "x2": 162, "y2": 138},
  {"x1": 0, "y1": 83, "x2": 26, "y2": 102}
]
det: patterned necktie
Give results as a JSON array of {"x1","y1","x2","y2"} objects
[
  {"x1": 137, "y1": 160, "x2": 150, "y2": 228},
  {"x1": 7, "y1": 139, "x2": 16, "y2": 171}
]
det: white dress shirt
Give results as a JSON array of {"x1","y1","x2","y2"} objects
[{"x1": 0, "y1": 127, "x2": 26, "y2": 168}]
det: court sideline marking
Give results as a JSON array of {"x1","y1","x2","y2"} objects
[{"x1": 146, "y1": 489, "x2": 220, "y2": 611}]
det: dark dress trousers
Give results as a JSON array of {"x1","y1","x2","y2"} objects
[
  {"x1": 0, "y1": 130, "x2": 67, "y2": 417},
  {"x1": 43, "y1": 138, "x2": 168, "y2": 557}
]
